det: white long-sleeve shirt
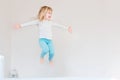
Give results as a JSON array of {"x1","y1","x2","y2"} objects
[{"x1": 20, "y1": 20, "x2": 68, "y2": 39}]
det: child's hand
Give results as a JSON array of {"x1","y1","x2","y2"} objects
[
  {"x1": 14, "y1": 24, "x2": 21, "y2": 29},
  {"x1": 68, "y1": 26, "x2": 72, "y2": 33}
]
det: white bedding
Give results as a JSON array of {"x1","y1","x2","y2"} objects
[{"x1": 5, "y1": 77, "x2": 113, "y2": 80}]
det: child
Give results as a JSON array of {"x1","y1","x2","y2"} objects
[{"x1": 15, "y1": 6, "x2": 72, "y2": 65}]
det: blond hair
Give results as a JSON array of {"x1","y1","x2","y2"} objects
[{"x1": 37, "y1": 6, "x2": 53, "y2": 21}]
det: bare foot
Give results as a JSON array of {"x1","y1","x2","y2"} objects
[
  {"x1": 40, "y1": 58, "x2": 44, "y2": 64},
  {"x1": 49, "y1": 61, "x2": 54, "y2": 66}
]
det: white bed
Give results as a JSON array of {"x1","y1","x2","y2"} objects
[{"x1": 0, "y1": 55, "x2": 115, "y2": 80}]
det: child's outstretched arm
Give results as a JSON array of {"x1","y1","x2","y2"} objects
[
  {"x1": 14, "y1": 20, "x2": 39, "y2": 29},
  {"x1": 52, "y1": 22, "x2": 72, "y2": 33}
]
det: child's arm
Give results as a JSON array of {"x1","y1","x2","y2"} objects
[
  {"x1": 52, "y1": 22, "x2": 68, "y2": 29},
  {"x1": 15, "y1": 20, "x2": 39, "y2": 29},
  {"x1": 20, "y1": 20, "x2": 39, "y2": 27},
  {"x1": 52, "y1": 22, "x2": 72, "y2": 33}
]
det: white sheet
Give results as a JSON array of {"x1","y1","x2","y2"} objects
[{"x1": 5, "y1": 77, "x2": 113, "y2": 80}]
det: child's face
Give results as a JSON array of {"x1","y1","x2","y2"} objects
[{"x1": 45, "y1": 11, "x2": 52, "y2": 20}]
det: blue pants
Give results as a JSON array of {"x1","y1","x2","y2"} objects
[{"x1": 39, "y1": 38, "x2": 54, "y2": 61}]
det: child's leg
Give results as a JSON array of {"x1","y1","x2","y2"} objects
[
  {"x1": 39, "y1": 38, "x2": 49, "y2": 60},
  {"x1": 48, "y1": 40, "x2": 54, "y2": 63}
]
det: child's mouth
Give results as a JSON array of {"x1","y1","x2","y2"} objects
[{"x1": 48, "y1": 16, "x2": 51, "y2": 18}]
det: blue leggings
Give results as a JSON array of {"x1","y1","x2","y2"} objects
[{"x1": 39, "y1": 38, "x2": 54, "y2": 61}]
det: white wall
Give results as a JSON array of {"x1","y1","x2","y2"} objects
[
  {"x1": 10, "y1": 0, "x2": 120, "y2": 79},
  {"x1": 105, "y1": 0, "x2": 120, "y2": 79},
  {"x1": 0, "y1": 0, "x2": 11, "y2": 77}
]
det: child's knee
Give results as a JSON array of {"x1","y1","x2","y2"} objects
[
  {"x1": 43, "y1": 49, "x2": 49, "y2": 53},
  {"x1": 42, "y1": 48, "x2": 49, "y2": 54}
]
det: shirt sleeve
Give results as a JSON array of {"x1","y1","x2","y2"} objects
[
  {"x1": 52, "y1": 22, "x2": 68, "y2": 30},
  {"x1": 20, "y1": 20, "x2": 39, "y2": 27}
]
